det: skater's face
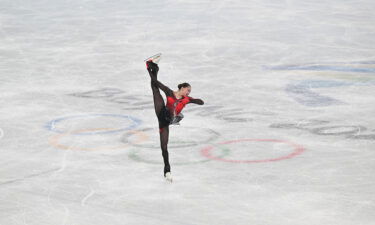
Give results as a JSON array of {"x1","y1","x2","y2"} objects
[{"x1": 181, "y1": 86, "x2": 191, "y2": 96}]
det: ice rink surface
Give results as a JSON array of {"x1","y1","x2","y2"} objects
[{"x1": 1, "y1": 0, "x2": 375, "y2": 224}]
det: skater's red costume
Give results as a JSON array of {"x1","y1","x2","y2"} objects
[{"x1": 166, "y1": 95, "x2": 195, "y2": 116}]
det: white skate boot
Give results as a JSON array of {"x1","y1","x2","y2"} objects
[{"x1": 164, "y1": 172, "x2": 173, "y2": 183}]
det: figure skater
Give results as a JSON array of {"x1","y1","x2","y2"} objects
[{"x1": 145, "y1": 54, "x2": 204, "y2": 182}]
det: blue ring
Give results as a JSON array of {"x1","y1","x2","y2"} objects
[{"x1": 46, "y1": 113, "x2": 142, "y2": 135}]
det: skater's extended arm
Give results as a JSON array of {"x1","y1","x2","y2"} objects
[{"x1": 189, "y1": 97, "x2": 204, "y2": 105}]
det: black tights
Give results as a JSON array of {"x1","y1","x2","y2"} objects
[{"x1": 147, "y1": 64, "x2": 171, "y2": 175}]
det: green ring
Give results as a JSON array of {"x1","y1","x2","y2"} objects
[
  {"x1": 121, "y1": 127, "x2": 221, "y2": 149},
  {"x1": 128, "y1": 144, "x2": 231, "y2": 165}
]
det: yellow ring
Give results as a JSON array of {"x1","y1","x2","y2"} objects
[{"x1": 49, "y1": 128, "x2": 148, "y2": 151}]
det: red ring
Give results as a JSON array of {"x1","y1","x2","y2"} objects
[{"x1": 201, "y1": 139, "x2": 305, "y2": 163}]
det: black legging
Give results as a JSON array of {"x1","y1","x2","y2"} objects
[{"x1": 147, "y1": 62, "x2": 171, "y2": 175}]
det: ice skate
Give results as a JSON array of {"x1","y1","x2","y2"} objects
[
  {"x1": 144, "y1": 53, "x2": 162, "y2": 64},
  {"x1": 164, "y1": 172, "x2": 173, "y2": 182},
  {"x1": 145, "y1": 54, "x2": 161, "y2": 73}
]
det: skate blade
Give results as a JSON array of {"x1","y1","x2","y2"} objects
[{"x1": 144, "y1": 53, "x2": 162, "y2": 64}]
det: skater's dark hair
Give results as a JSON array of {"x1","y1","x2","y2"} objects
[{"x1": 178, "y1": 83, "x2": 191, "y2": 90}]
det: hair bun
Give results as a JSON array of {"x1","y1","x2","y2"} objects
[{"x1": 178, "y1": 82, "x2": 191, "y2": 90}]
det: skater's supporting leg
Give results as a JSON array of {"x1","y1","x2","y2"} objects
[{"x1": 159, "y1": 126, "x2": 171, "y2": 175}]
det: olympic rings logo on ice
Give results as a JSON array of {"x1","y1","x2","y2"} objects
[{"x1": 46, "y1": 113, "x2": 305, "y2": 164}]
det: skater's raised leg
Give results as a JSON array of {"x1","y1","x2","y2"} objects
[{"x1": 147, "y1": 62, "x2": 164, "y2": 115}]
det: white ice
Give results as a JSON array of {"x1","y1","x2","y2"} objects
[{"x1": 1, "y1": 0, "x2": 375, "y2": 225}]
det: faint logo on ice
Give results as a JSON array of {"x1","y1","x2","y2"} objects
[
  {"x1": 284, "y1": 80, "x2": 350, "y2": 107},
  {"x1": 270, "y1": 119, "x2": 375, "y2": 140},
  {"x1": 265, "y1": 61, "x2": 375, "y2": 74},
  {"x1": 265, "y1": 61, "x2": 375, "y2": 107},
  {"x1": 0, "y1": 128, "x2": 4, "y2": 139},
  {"x1": 69, "y1": 88, "x2": 257, "y2": 123}
]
